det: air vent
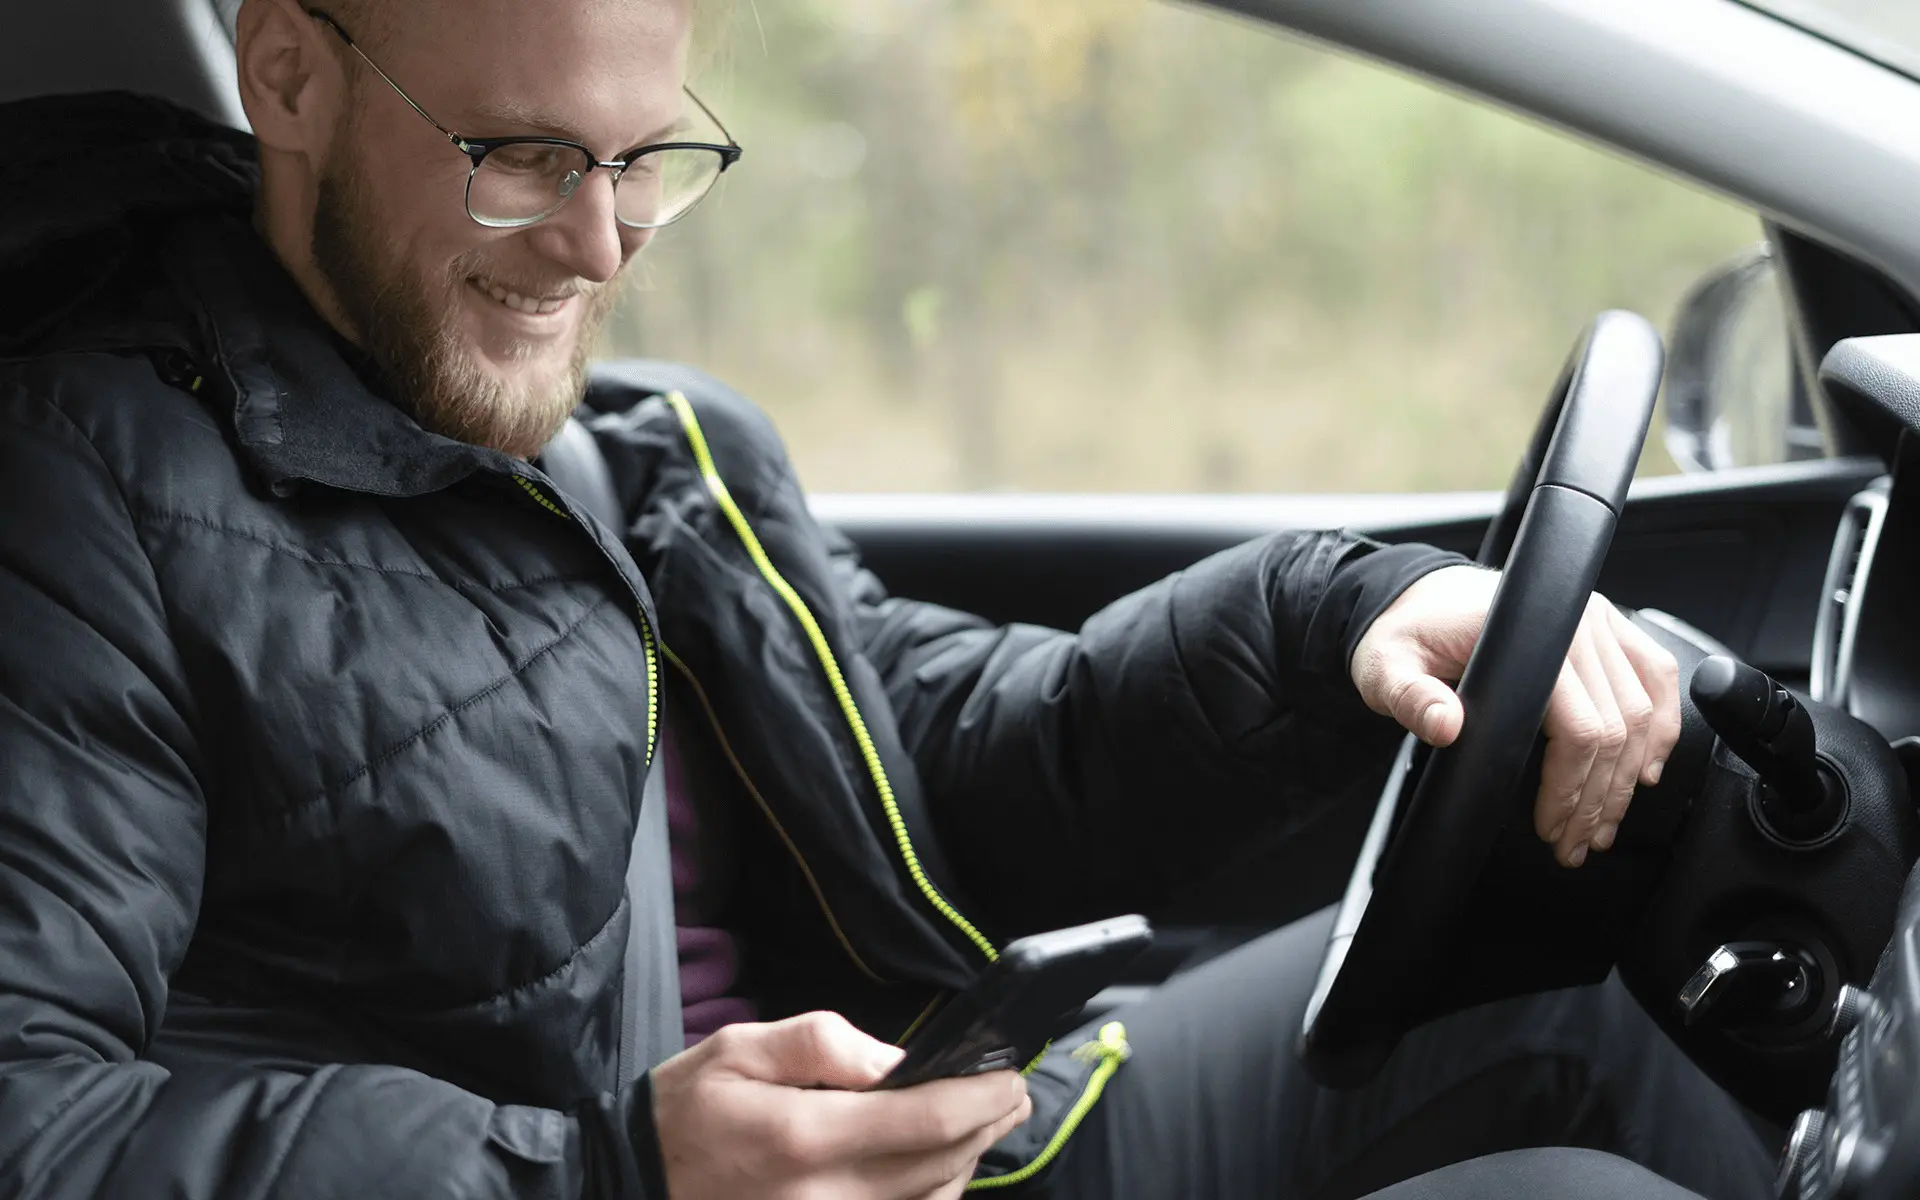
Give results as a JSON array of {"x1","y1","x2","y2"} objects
[{"x1": 1810, "y1": 479, "x2": 1891, "y2": 706}]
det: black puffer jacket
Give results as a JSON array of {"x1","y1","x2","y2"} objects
[{"x1": 0, "y1": 94, "x2": 1461, "y2": 1197}]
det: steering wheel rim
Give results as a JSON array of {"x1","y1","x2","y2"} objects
[{"x1": 1298, "y1": 310, "x2": 1665, "y2": 1088}]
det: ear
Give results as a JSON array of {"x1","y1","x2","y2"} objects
[{"x1": 235, "y1": 0, "x2": 344, "y2": 158}]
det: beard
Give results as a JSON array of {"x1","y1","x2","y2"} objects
[{"x1": 309, "y1": 133, "x2": 621, "y2": 459}]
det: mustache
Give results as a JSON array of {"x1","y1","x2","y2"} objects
[{"x1": 451, "y1": 256, "x2": 601, "y2": 303}]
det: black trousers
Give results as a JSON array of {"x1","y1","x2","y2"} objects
[{"x1": 1040, "y1": 906, "x2": 1780, "y2": 1200}]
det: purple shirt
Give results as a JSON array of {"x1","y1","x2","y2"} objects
[{"x1": 659, "y1": 713, "x2": 757, "y2": 1047}]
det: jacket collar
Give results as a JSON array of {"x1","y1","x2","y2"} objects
[{"x1": 164, "y1": 214, "x2": 513, "y2": 500}]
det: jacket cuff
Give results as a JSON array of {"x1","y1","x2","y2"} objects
[
  {"x1": 631, "y1": 1072, "x2": 671, "y2": 1200},
  {"x1": 1320, "y1": 537, "x2": 1466, "y2": 679}
]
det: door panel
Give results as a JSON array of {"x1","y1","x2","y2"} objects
[
  {"x1": 815, "y1": 456, "x2": 1881, "y2": 931},
  {"x1": 817, "y1": 456, "x2": 1881, "y2": 681}
]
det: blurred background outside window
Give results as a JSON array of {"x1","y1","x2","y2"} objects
[{"x1": 599, "y1": 0, "x2": 1781, "y2": 493}]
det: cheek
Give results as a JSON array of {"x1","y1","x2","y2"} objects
[{"x1": 362, "y1": 160, "x2": 495, "y2": 277}]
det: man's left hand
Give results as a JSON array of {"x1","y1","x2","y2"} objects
[{"x1": 1349, "y1": 565, "x2": 1682, "y2": 868}]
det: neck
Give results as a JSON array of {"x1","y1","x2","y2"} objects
[{"x1": 253, "y1": 168, "x2": 363, "y2": 350}]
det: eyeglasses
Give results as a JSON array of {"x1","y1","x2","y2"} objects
[{"x1": 306, "y1": 8, "x2": 742, "y2": 231}]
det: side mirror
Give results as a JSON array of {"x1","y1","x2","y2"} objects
[{"x1": 1665, "y1": 246, "x2": 1824, "y2": 472}]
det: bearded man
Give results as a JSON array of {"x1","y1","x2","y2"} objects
[{"x1": 0, "y1": 0, "x2": 1781, "y2": 1197}]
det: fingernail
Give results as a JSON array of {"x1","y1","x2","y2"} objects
[
  {"x1": 1593, "y1": 822, "x2": 1618, "y2": 851},
  {"x1": 1420, "y1": 701, "x2": 1446, "y2": 743},
  {"x1": 1647, "y1": 759, "x2": 1665, "y2": 786},
  {"x1": 1568, "y1": 843, "x2": 1589, "y2": 867}
]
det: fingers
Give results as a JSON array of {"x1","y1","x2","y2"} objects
[
  {"x1": 861, "y1": 1081, "x2": 1034, "y2": 1199},
  {"x1": 1582, "y1": 606, "x2": 1656, "y2": 854},
  {"x1": 1354, "y1": 644, "x2": 1466, "y2": 746},
  {"x1": 658, "y1": 1017, "x2": 1030, "y2": 1199},
  {"x1": 841, "y1": 1069, "x2": 1029, "y2": 1160},
  {"x1": 1537, "y1": 648, "x2": 1606, "y2": 865},
  {"x1": 1609, "y1": 606, "x2": 1682, "y2": 786},
  {"x1": 712, "y1": 1011, "x2": 905, "y2": 1090},
  {"x1": 745, "y1": 1068, "x2": 1026, "y2": 1173},
  {"x1": 1536, "y1": 599, "x2": 1670, "y2": 867}
]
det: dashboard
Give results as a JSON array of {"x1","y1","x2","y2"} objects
[
  {"x1": 1779, "y1": 859, "x2": 1920, "y2": 1199},
  {"x1": 1813, "y1": 460, "x2": 1920, "y2": 745},
  {"x1": 1774, "y1": 334, "x2": 1920, "y2": 1198}
]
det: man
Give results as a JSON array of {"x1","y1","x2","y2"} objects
[{"x1": 0, "y1": 0, "x2": 1778, "y2": 1196}]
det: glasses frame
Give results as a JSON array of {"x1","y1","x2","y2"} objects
[{"x1": 305, "y1": 7, "x2": 742, "y2": 230}]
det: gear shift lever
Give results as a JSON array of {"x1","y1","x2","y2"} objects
[{"x1": 1689, "y1": 656, "x2": 1847, "y2": 843}]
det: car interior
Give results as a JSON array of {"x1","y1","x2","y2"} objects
[{"x1": 16, "y1": 1, "x2": 1920, "y2": 1197}]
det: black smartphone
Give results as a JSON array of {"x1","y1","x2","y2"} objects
[{"x1": 872, "y1": 914, "x2": 1153, "y2": 1090}]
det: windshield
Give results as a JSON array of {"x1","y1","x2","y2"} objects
[{"x1": 1746, "y1": 1, "x2": 1920, "y2": 78}]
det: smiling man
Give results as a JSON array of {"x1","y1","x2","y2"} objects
[{"x1": 0, "y1": 0, "x2": 1781, "y2": 1197}]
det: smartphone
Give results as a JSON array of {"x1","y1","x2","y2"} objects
[{"x1": 872, "y1": 914, "x2": 1153, "y2": 1090}]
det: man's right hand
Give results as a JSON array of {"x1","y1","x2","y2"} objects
[{"x1": 650, "y1": 1011, "x2": 1033, "y2": 1199}]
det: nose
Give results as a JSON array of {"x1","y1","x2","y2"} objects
[{"x1": 523, "y1": 166, "x2": 645, "y2": 285}]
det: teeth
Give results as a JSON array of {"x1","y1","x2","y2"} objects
[{"x1": 474, "y1": 278, "x2": 566, "y2": 315}]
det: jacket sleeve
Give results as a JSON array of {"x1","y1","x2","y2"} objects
[
  {"x1": 0, "y1": 386, "x2": 661, "y2": 1200},
  {"x1": 829, "y1": 523, "x2": 1468, "y2": 936}
]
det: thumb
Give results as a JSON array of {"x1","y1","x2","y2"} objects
[
  {"x1": 1359, "y1": 646, "x2": 1465, "y2": 746},
  {"x1": 724, "y1": 1011, "x2": 906, "y2": 1090}
]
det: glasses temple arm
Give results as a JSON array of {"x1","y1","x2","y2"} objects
[
  {"x1": 306, "y1": 8, "x2": 466, "y2": 149},
  {"x1": 683, "y1": 87, "x2": 738, "y2": 148}
]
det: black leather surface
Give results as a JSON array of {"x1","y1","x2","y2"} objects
[{"x1": 1821, "y1": 335, "x2": 1920, "y2": 442}]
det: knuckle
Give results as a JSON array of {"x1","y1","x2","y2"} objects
[
  {"x1": 1564, "y1": 713, "x2": 1605, "y2": 746},
  {"x1": 704, "y1": 1024, "x2": 746, "y2": 1061},
  {"x1": 1650, "y1": 641, "x2": 1680, "y2": 676},
  {"x1": 792, "y1": 1011, "x2": 843, "y2": 1061},
  {"x1": 1599, "y1": 718, "x2": 1629, "y2": 752},
  {"x1": 767, "y1": 1111, "x2": 824, "y2": 1169},
  {"x1": 919, "y1": 1101, "x2": 966, "y2": 1147},
  {"x1": 1621, "y1": 698, "x2": 1654, "y2": 732},
  {"x1": 942, "y1": 1144, "x2": 981, "y2": 1184},
  {"x1": 1382, "y1": 673, "x2": 1425, "y2": 715}
]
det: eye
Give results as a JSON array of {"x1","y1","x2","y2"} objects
[{"x1": 485, "y1": 143, "x2": 575, "y2": 176}]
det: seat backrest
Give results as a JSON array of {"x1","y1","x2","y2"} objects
[
  {"x1": 537, "y1": 418, "x2": 625, "y2": 532},
  {"x1": 1, "y1": 0, "x2": 247, "y2": 129}
]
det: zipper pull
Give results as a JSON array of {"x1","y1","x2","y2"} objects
[{"x1": 1072, "y1": 1021, "x2": 1131, "y2": 1066}]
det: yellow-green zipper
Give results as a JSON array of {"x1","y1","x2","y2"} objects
[
  {"x1": 511, "y1": 474, "x2": 659, "y2": 766},
  {"x1": 663, "y1": 392, "x2": 1130, "y2": 1189},
  {"x1": 966, "y1": 1022, "x2": 1131, "y2": 1191},
  {"x1": 664, "y1": 391, "x2": 998, "y2": 965}
]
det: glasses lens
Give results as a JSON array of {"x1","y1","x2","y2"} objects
[
  {"x1": 615, "y1": 147, "x2": 727, "y2": 230},
  {"x1": 468, "y1": 143, "x2": 596, "y2": 228}
]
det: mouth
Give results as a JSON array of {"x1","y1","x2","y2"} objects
[{"x1": 467, "y1": 273, "x2": 578, "y2": 319}]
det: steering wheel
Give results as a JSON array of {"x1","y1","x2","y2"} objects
[{"x1": 1298, "y1": 311, "x2": 1665, "y2": 1087}]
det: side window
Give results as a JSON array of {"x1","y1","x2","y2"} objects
[{"x1": 601, "y1": 1, "x2": 1766, "y2": 492}]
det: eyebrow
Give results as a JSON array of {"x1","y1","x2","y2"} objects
[{"x1": 464, "y1": 99, "x2": 689, "y2": 153}]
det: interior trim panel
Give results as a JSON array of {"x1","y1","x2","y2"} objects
[{"x1": 815, "y1": 456, "x2": 1882, "y2": 682}]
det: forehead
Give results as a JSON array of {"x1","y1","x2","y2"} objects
[{"x1": 381, "y1": 0, "x2": 691, "y2": 146}]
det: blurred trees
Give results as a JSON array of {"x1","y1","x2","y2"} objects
[{"x1": 603, "y1": 0, "x2": 1761, "y2": 492}]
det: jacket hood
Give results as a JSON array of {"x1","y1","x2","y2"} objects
[{"x1": 0, "y1": 91, "x2": 256, "y2": 350}]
